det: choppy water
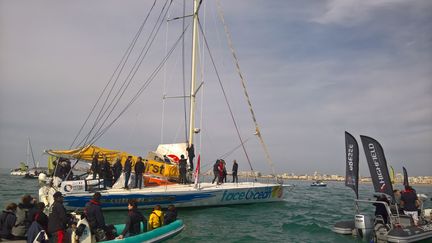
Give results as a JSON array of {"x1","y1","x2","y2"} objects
[{"x1": 1, "y1": 170, "x2": 431, "y2": 243}]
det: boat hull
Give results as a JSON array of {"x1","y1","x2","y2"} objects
[
  {"x1": 385, "y1": 225, "x2": 432, "y2": 243},
  {"x1": 59, "y1": 182, "x2": 287, "y2": 210},
  {"x1": 104, "y1": 220, "x2": 184, "y2": 243},
  {"x1": 332, "y1": 220, "x2": 355, "y2": 235}
]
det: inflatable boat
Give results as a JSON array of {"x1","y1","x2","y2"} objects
[{"x1": 73, "y1": 217, "x2": 184, "y2": 243}]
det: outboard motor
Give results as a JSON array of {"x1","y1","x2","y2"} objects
[{"x1": 355, "y1": 214, "x2": 374, "y2": 241}]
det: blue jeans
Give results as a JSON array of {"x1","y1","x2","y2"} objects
[
  {"x1": 124, "y1": 172, "x2": 131, "y2": 188},
  {"x1": 135, "y1": 173, "x2": 143, "y2": 189}
]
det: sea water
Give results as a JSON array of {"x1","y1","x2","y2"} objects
[{"x1": 1, "y1": 170, "x2": 431, "y2": 243}]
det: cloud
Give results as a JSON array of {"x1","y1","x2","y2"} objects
[{"x1": 312, "y1": 0, "x2": 411, "y2": 25}]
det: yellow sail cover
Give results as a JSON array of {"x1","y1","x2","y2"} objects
[
  {"x1": 45, "y1": 145, "x2": 179, "y2": 178},
  {"x1": 45, "y1": 145, "x2": 138, "y2": 166},
  {"x1": 145, "y1": 160, "x2": 179, "y2": 179}
]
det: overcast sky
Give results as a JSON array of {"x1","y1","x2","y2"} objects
[{"x1": 1, "y1": 0, "x2": 431, "y2": 177}]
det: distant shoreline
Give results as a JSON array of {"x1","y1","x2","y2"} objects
[{"x1": 275, "y1": 178, "x2": 432, "y2": 186}]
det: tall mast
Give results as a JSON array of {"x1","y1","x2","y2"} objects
[{"x1": 188, "y1": 0, "x2": 199, "y2": 146}]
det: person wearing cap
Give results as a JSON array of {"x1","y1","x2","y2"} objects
[
  {"x1": 84, "y1": 192, "x2": 106, "y2": 239},
  {"x1": 117, "y1": 199, "x2": 147, "y2": 239},
  {"x1": 48, "y1": 191, "x2": 68, "y2": 243},
  {"x1": 11, "y1": 194, "x2": 35, "y2": 239}
]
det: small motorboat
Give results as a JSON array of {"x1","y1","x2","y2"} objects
[
  {"x1": 333, "y1": 194, "x2": 432, "y2": 243},
  {"x1": 73, "y1": 215, "x2": 184, "y2": 243},
  {"x1": 310, "y1": 180, "x2": 327, "y2": 187}
]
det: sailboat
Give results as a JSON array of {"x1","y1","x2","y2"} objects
[
  {"x1": 38, "y1": 0, "x2": 290, "y2": 210},
  {"x1": 10, "y1": 137, "x2": 32, "y2": 176}
]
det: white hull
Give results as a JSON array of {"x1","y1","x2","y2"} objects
[
  {"x1": 10, "y1": 171, "x2": 27, "y2": 176},
  {"x1": 42, "y1": 181, "x2": 288, "y2": 210}
]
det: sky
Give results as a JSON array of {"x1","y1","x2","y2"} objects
[{"x1": 1, "y1": 0, "x2": 431, "y2": 177}]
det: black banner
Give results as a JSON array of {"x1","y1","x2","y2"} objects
[
  {"x1": 403, "y1": 166, "x2": 409, "y2": 187},
  {"x1": 345, "y1": 131, "x2": 359, "y2": 199},
  {"x1": 360, "y1": 135, "x2": 394, "y2": 201}
]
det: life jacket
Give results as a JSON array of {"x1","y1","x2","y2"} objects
[{"x1": 148, "y1": 210, "x2": 164, "y2": 230}]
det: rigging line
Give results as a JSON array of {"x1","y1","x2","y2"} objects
[
  {"x1": 219, "y1": 137, "x2": 251, "y2": 159},
  {"x1": 182, "y1": 0, "x2": 188, "y2": 142},
  {"x1": 86, "y1": 0, "x2": 173, "y2": 145},
  {"x1": 28, "y1": 138, "x2": 37, "y2": 168},
  {"x1": 84, "y1": 0, "x2": 171, "y2": 146},
  {"x1": 71, "y1": 0, "x2": 158, "y2": 149},
  {"x1": 91, "y1": 28, "x2": 186, "y2": 144},
  {"x1": 216, "y1": 0, "x2": 276, "y2": 175},
  {"x1": 161, "y1": 7, "x2": 171, "y2": 144},
  {"x1": 197, "y1": 19, "x2": 254, "y2": 173},
  {"x1": 77, "y1": 0, "x2": 159, "y2": 148},
  {"x1": 90, "y1": 24, "x2": 189, "y2": 144}
]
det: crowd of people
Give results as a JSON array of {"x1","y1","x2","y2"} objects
[
  {"x1": 0, "y1": 192, "x2": 179, "y2": 242},
  {"x1": 212, "y1": 159, "x2": 238, "y2": 185}
]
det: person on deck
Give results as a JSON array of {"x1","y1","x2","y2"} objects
[
  {"x1": 124, "y1": 156, "x2": 132, "y2": 189},
  {"x1": 211, "y1": 160, "x2": 220, "y2": 184},
  {"x1": 113, "y1": 157, "x2": 122, "y2": 183},
  {"x1": 163, "y1": 205, "x2": 177, "y2": 225},
  {"x1": 11, "y1": 194, "x2": 35, "y2": 239},
  {"x1": 91, "y1": 153, "x2": 100, "y2": 180},
  {"x1": 401, "y1": 185, "x2": 420, "y2": 226},
  {"x1": 222, "y1": 160, "x2": 227, "y2": 183},
  {"x1": 186, "y1": 144, "x2": 195, "y2": 171},
  {"x1": 232, "y1": 160, "x2": 238, "y2": 183},
  {"x1": 0, "y1": 203, "x2": 17, "y2": 240},
  {"x1": 134, "y1": 157, "x2": 145, "y2": 189},
  {"x1": 373, "y1": 195, "x2": 390, "y2": 225},
  {"x1": 85, "y1": 192, "x2": 106, "y2": 241},
  {"x1": 117, "y1": 199, "x2": 147, "y2": 239},
  {"x1": 178, "y1": 155, "x2": 187, "y2": 184},
  {"x1": 218, "y1": 160, "x2": 225, "y2": 184},
  {"x1": 101, "y1": 155, "x2": 113, "y2": 189},
  {"x1": 47, "y1": 192, "x2": 68, "y2": 243},
  {"x1": 148, "y1": 205, "x2": 164, "y2": 231}
]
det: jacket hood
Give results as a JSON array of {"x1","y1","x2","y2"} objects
[{"x1": 153, "y1": 209, "x2": 163, "y2": 217}]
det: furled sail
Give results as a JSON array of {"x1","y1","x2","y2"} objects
[
  {"x1": 45, "y1": 145, "x2": 138, "y2": 166},
  {"x1": 360, "y1": 135, "x2": 394, "y2": 201},
  {"x1": 345, "y1": 132, "x2": 359, "y2": 199}
]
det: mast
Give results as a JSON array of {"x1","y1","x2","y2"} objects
[{"x1": 188, "y1": 0, "x2": 199, "y2": 147}]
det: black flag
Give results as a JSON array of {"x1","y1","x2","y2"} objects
[
  {"x1": 360, "y1": 135, "x2": 394, "y2": 201},
  {"x1": 345, "y1": 131, "x2": 359, "y2": 199},
  {"x1": 403, "y1": 166, "x2": 409, "y2": 187}
]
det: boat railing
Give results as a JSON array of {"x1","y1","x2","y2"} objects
[{"x1": 354, "y1": 198, "x2": 410, "y2": 230}]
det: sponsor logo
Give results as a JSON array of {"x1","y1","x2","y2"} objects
[
  {"x1": 368, "y1": 143, "x2": 386, "y2": 191},
  {"x1": 221, "y1": 188, "x2": 273, "y2": 202},
  {"x1": 347, "y1": 144, "x2": 354, "y2": 171}
]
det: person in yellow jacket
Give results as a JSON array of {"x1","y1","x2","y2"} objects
[{"x1": 148, "y1": 205, "x2": 164, "y2": 230}]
